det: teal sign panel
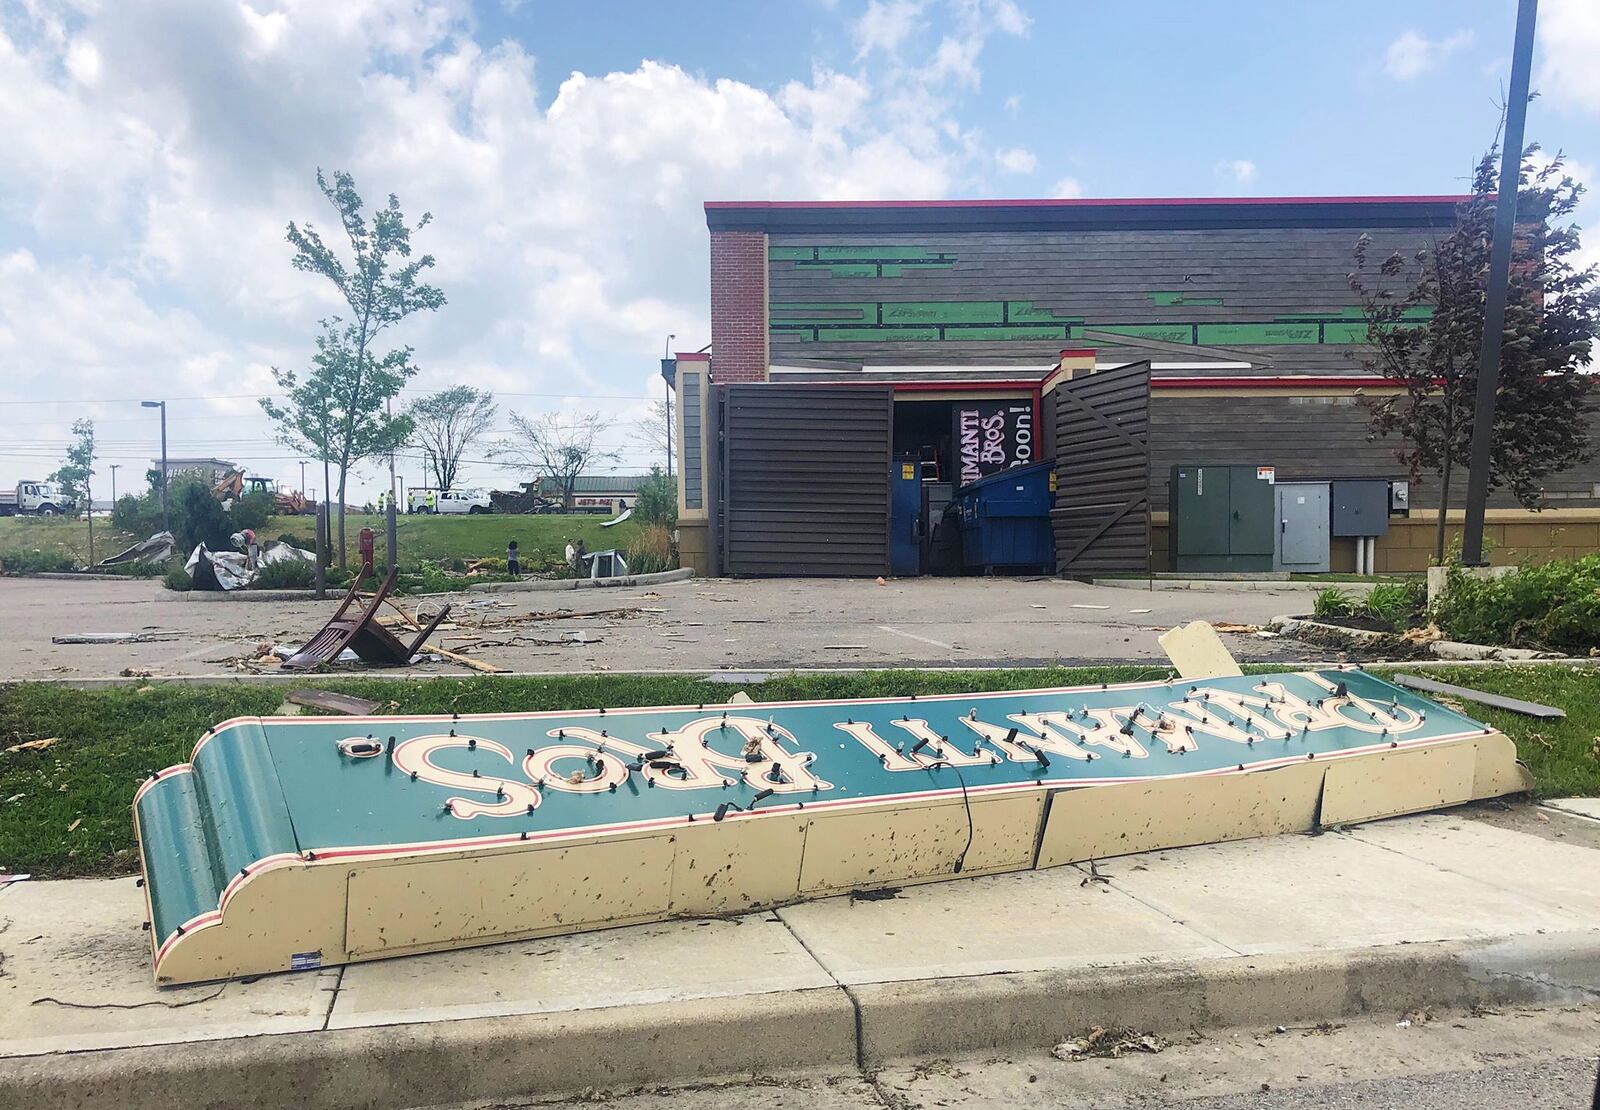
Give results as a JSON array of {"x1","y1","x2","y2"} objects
[{"x1": 135, "y1": 669, "x2": 1489, "y2": 952}]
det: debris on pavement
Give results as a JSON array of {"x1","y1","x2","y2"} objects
[
  {"x1": 1052, "y1": 1027, "x2": 1167, "y2": 1061},
  {"x1": 97, "y1": 531, "x2": 177, "y2": 568},
  {"x1": 52, "y1": 632, "x2": 178, "y2": 645},
  {"x1": 1211, "y1": 622, "x2": 1260, "y2": 634},
  {"x1": 283, "y1": 569, "x2": 449, "y2": 671}
]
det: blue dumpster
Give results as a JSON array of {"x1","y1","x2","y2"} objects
[{"x1": 955, "y1": 460, "x2": 1056, "y2": 572}]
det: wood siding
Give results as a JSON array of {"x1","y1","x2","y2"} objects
[
  {"x1": 1052, "y1": 364, "x2": 1151, "y2": 574},
  {"x1": 720, "y1": 384, "x2": 893, "y2": 576},
  {"x1": 768, "y1": 226, "x2": 1447, "y2": 370}
]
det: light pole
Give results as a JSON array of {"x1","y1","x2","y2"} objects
[
  {"x1": 299, "y1": 460, "x2": 307, "y2": 495},
  {"x1": 662, "y1": 333, "x2": 676, "y2": 479},
  {"x1": 109, "y1": 464, "x2": 120, "y2": 504},
  {"x1": 141, "y1": 400, "x2": 168, "y2": 535}
]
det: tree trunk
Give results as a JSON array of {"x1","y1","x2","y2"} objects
[
  {"x1": 321, "y1": 457, "x2": 333, "y2": 568},
  {"x1": 1433, "y1": 452, "x2": 1454, "y2": 566},
  {"x1": 336, "y1": 466, "x2": 349, "y2": 570}
]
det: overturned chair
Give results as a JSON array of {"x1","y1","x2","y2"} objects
[{"x1": 282, "y1": 567, "x2": 449, "y2": 671}]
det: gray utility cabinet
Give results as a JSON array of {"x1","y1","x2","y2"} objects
[
  {"x1": 1273, "y1": 482, "x2": 1331, "y2": 573},
  {"x1": 1169, "y1": 464, "x2": 1276, "y2": 573},
  {"x1": 1330, "y1": 479, "x2": 1391, "y2": 537}
]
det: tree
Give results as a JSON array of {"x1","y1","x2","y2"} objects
[
  {"x1": 497, "y1": 411, "x2": 620, "y2": 508},
  {"x1": 50, "y1": 418, "x2": 95, "y2": 509},
  {"x1": 629, "y1": 399, "x2": 672, "y2": 472},
  {"x1": 268, "y1": 169, "x2": 445, "y2": 566},
  {"x1": 633, "y1": 466, "x2": 677, "y2": 528},
  {"x1": 1349, "y1": 142, "x2": 1600, "y2": 565},
  {"x1": 262, "y1": 322, "x2": 414, "y2": 566},
  {"x1": 51, "y1": 418, "x2": 96, "y2": 562},
  {"x1": 407, "y1": 386, "x2": 497, "y2": 492}
]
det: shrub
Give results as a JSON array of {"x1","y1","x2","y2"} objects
[
  {"x1": 95, "y1": 559, "x2": 165, "y2": 579},
  {"x1": 624, "y1": 524, "x2": 676, "y2": 575},
  {"x1": 163, "y1": 565, "x2": 193, "y2": 591},
  {"x1": 472, "y1": 556, "x2": 507, "y2": 574},
  {"x1": 1430, "y1": 553, "x2": 1600, "y2": 654},
  {"x1": 633, "y1": 467, "x2": 677, "y2": 529},
  {"x1": 1364, "y1": 580, "x2": 1426, "y2": 628},
  {"x1": 250, "y1": 559, "x2": 316, "y2": 590},
  {"x1": 0, "y1": 549, "x2": 77, "y2": 574},
  {"x1": 1312, "y1": 586, "x2": 1358, "y2": 619}
]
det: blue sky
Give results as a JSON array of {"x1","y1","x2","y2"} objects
[{"x1": 1, "y1": 0, "x2": 1597, "y2": 498}]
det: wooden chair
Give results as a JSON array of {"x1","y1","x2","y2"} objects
[{"x1": 282, "y1": 568, "x2": 450, "y2": 671}]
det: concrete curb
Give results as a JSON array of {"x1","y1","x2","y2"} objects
[
  {"x1": 1271, "y1": 615, "x2": 1567, "y2": 662},
  {"x1": 6, "y1": 931, "x2": 1597, "y2": 1109},
  {"x1": 1090, "y1": 578, "x2": 1376, "y2": 593},
  {"x1": 156, "y1": 588, "x2": 319, "y2": 602},
  {"x1": 466, "y1": 567, "x2": 694, "y2": 593},
  {"x1": 2, "y1": 572, "x2": 154, "y2": 582}
]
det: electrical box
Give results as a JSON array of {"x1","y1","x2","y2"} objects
[
  {"x1": 1169, "y1": 464, "x2": 1276, "y2": 572},
  {"x1": 1273, "y1": 482, "x2": 1331, "y2": 573},
  {"x1": 1389, "y1": 480, "x2": 1410, "y2": 517},
  {"x1": 1330, "y1": 479, "x2": 1391, "y2": 537}
]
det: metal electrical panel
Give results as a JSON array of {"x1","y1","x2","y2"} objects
[
  {"x1": 1274, "y1": 482, "x2": 1331, "y2": 573},
  {"x1": 1169, "y1": 464, "x2": 1276, "y2": 572},
  {"x1": 1330, "y1": 479, "x2": 1391, "y2": 537}
]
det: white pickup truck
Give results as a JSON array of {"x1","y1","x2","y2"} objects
[
  {"x1": 0, "y1": 480, "x2": 70, "y2": 516},
  {"x1": 435, "y1": 488, "x2": 493, "y2": 515}
]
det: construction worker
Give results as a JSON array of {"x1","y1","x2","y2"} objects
[{"x1": 426, "y1": 489, "x2": 437, "y2": 514}]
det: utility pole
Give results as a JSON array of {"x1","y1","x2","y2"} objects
[
  {"x1": 141, "y1": 400, "x2": 168, "y2": 534},
  {"x1": 109, "y1": 464, "x2": 120, "y2": 504},
  {"x1": 663, "y1": 334, "x2": 676, "y2": 479},
  {"x1": 299, "y1": 460, "x2": 307, "y2": 495},
  {"x1": 1462, "y1": 0, "x2": 1538, "y2": 566}
]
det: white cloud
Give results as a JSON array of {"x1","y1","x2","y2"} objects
[
  {"x1": 1384, "y1": 28, "x2": 1473, "y2": 81},
  {"x1": 1539, "y1": 0, "x2": 1600, "y2": 113},
  {"x1": 1214, "y1": 159, "x2": 1258, "y2": 186},
  {"x1": 1003, "y1": 93, "x2": 1021, "y2": 113},
  {"x1": 1051, "y1": 176, "x2": 1083, "y2": 199},
  {"x1": 996, "y1": 146, "x2": 1036, "y2": 174},
  {"x1": 854, "y1": 0, "x2": 924, "y2": 58},
  {"x1": 0, "y1": 0, "x2": 1023, "y2": 497}
]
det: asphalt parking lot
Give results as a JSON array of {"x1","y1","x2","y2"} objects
[{"x1": 0, "y1": 574, "x2": 1343, "y2": 682}]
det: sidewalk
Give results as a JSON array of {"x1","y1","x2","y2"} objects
[{"x1": 3, "y1": 804, "x2": 1599, "y2": 1110}]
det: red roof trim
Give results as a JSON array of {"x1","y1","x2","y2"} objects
[
  {"x1": 674, "y1": 351, "x2": 710, "y2": 362},
  {"x1": 705, "y1": 195, "x2": 1473, "y2": 212}
]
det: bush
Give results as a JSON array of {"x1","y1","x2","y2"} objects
[
  {"x1": 1312, "y1": 586, "x2": 1358, "y2": 619},
  {"x1": 250, "y1": 559, "x2": 317, "y2": 590},
  {"x1": 1364, "y1": 580, "x2": 1426, "y2": 628},
  {"x1": 1430, "y1": 553, "x2": 1600, "y2": 654},
  {"x1": 624, "y1": 524, "x2": 677, "y2": 575},
  {"x1": 0, "y1": 549, "x2": 77, "y2": 574},
  {"x1": 163, "y1": 565, "x2": 193, "y2": 591},
  {"x1": 633, "y1": 467, "x2": 677, "y2": 528},
  {"x1": 95, "y1": 559, "x2": 165, "y2": 579}
]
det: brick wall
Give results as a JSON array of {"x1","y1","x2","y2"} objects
[{"x1": 709, "y1": 230, "x2": 768, "y2": 383}]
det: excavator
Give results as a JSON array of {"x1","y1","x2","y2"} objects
[{"x1": 210, "y1": 469, "x2": 310, "y2": 515}]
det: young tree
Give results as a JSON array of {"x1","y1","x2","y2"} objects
[
  {"x1": 407, "y1": 386, "x2": 497, "y2": 492},
  {"x1": 261, "y1": 321, "x2": 414, "y2": 567},
  {"x1": 273, "y1": 169, "x2": 445, "y2": 564},
  {"x1": 1349, "y1": 142, "x2": 1600, "y2": 564},
  {"x1": 629, "y1": 398, "x2": 672, "y2": 473},
  {"x1": 497, "y1": 411, "x2": 621, "y2": 508},
  {"x1": 51, "y1": 418, "x2": 96, "y2": 561}
]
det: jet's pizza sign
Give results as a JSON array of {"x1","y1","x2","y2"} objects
[{"x1": 954, "y1": 401, "x2": 1034, "y2": 485}]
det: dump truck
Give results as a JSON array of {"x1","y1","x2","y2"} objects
[{"x1": 0, "y1": 480, "x2": 70, "y2": 516}]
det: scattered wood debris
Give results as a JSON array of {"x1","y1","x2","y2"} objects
[
  {"x1": 4, "y1": 737, "x2": 58, "y2": 755},
  {"x1": 1052, "y1": 1026, "x2": 1167, "y2": 1061},
  {"x1": 286, "y1": 690, "x2": 383, "y2": 716},
  {"x1": 1211, "y1": 622, "x2": 1259, "y2": 634}
]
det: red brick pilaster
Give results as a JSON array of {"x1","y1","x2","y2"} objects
[{"x1": 709, "y1": 230, "x2": 768, "y2": 383}]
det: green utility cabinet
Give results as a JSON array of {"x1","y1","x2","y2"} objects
[{"x1": 1169, "y1": 465, "x2": 1276, "y2": 572}]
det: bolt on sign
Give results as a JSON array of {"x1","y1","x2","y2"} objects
[
  {"x1": 954, "y1": 401, "x2": 1034, "y2": 485},
  {"x1": 135, "y1": 668, "x2": 1530, "y2": 984}
]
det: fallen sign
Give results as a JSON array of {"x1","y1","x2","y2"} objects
[
  {"x1": 134, "y1": 664, "x2": 1531, "y2": 984},
  {"x1": 1391, "y1": 672, "x2": 1567, "y2": 719}
]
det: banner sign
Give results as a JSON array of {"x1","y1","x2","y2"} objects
[{"x1": 954, "y1": 401, "x2": 1035, "y2": 485}]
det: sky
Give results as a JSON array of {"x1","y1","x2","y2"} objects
[{"x1": 3, "y1": 0, "x2": 1600, "y2": 502}]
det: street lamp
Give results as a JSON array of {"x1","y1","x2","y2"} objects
[{"x1": 141, "y1": 400, "x2": 168, "y2": 535}]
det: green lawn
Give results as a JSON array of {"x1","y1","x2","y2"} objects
[
  {"x1": 0, "y1": 512, "x2": 641, "y2": 571},
  {"x1": 1, "y1": 662, "x2": 1594, "y2": 879}
]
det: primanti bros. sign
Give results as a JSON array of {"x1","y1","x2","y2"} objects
[
  {"x1": 953, "y1": 400, "x2": 1035, "y2": 485},
  {"x1": 134, "y1": 668, "x2": 1528, "y2": 984}
]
